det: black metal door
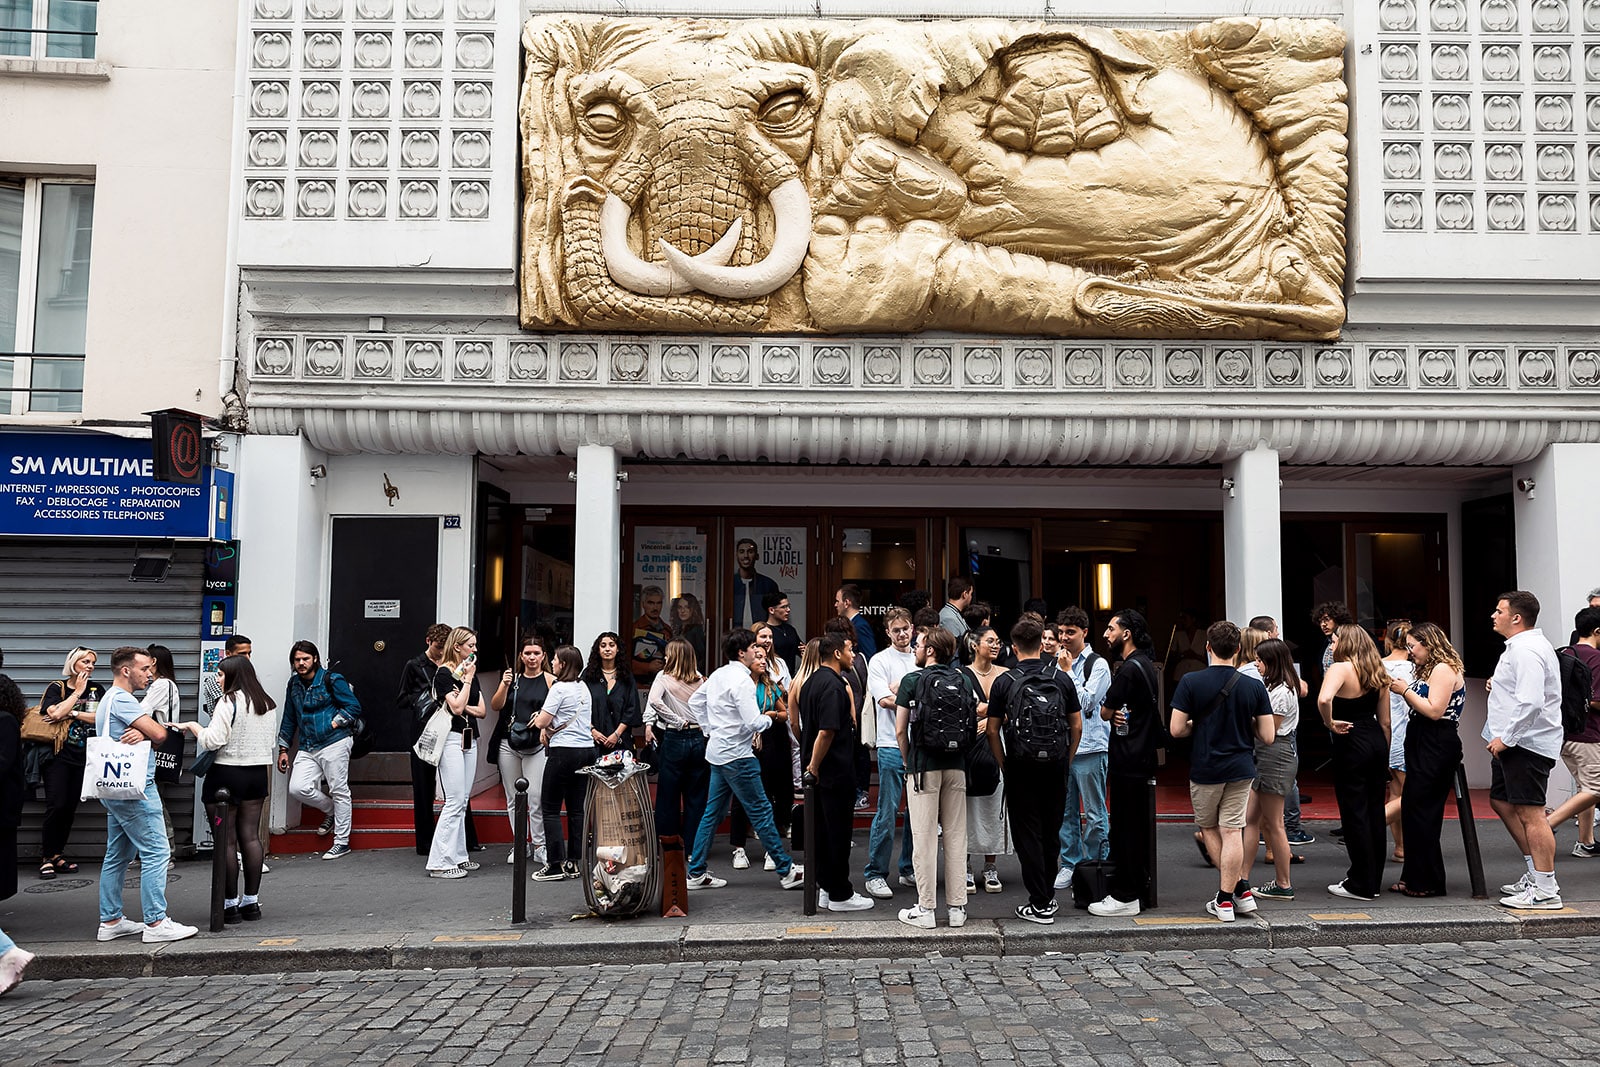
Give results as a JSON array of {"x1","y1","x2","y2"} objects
[{"x1": 328, "y1": 516, "x2": 439, "y2": 753}]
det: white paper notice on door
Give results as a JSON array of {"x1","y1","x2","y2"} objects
[{"x1": 364, "y1": 599, "x2": 401, "y2": 619}]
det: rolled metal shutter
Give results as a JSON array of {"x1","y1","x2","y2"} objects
[{"x1": 0, "y1": 537, "x2": 206, "y2": 854}]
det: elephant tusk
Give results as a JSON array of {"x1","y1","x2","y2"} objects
[
  {"x1": 655, "y1": 178, "x2": 812, "y2": 300},
  {"x1": 600, "y1": 194, "x2": 743, "y2": 296}
]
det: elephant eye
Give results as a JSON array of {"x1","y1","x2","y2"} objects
[
  {"x1": 757, "y1": 89, "x2": 806, "y2": 127},
  {"x1": 584, "y1": 100, "x2": 626, "y2": 138}
]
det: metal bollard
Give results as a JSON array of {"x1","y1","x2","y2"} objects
[
  {"x1": 208, "y1": 788, "x2": 231, "y2": 933},
  {"x1": 1453, "y1": 764, "x2": 1488, "y2": 899},
  {"x1": 802, "y1": 780, "x2": 818, "y2": 917},
  {"x1": 1144, "y1": 776, "x2": 1159, "y2": 909},
  {"x1": 512, "y1": 777, "x2": 528, "y2": 923}
]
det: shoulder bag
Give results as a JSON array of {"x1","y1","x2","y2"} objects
[
  {"x1": 81, "y1": 698, "x2": 151, "y2": 802},
  {"x1": 412, "y1": 668, "x2": 455, "y2": 766},
  {"x1": 507, "y1": 674, "x2": 546, "y2": 754},
  {"x1": 20, "y1": 694, "x2": 70, "y2": 753}
]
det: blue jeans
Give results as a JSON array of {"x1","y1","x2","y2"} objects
[
  {"x1": 100, "y1": 780, "x2": 171, "y2": 924},
  {"x1": 1284, "y1": 774, "x2": 1303, "y2": 831},
  {"x1": 864, "y1": 745, "x2": 913, "y2": 881},
  {"x1": 654, "y1": 728, "x2": 710, "y2": 842},
  {"x1": 1059, "y1": 751, "x2": 1109, "y2": 871},
  {"x1": 688, "y1": 757, "x2": 792, "y2": 878}
]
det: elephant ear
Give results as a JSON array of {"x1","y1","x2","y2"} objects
[{"x1": 521, "y1": 15, "x2": 603, "y2": 326}]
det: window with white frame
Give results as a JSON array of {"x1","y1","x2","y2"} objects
[
  {"x1": 1, "y1": 177, "x2": 94, "y2": 414},
  {"x1": 0, "y1": 0, "x2": 96, "y2": 60}
]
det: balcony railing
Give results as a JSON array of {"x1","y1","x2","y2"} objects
[{"x1": 0, "y1": 353, "x2": 86, "y2": 415}]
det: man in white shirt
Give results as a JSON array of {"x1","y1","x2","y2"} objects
[
  {"x1": 1054, "y1": 606, "x2": 1113, "y2": 890},
  {"x1": 684, "y1": 629, "x2": 804, "y2": 891},
  {"x1": 862, "y1": 608, "x2": 918, "y2": 898},
  {"x1": 1485, "y1": 590, "x2": 1565, "y2": 909}
]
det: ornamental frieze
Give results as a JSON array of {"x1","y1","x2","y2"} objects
[{"x1": 518, "y1": 16, "x2": 1350, "y2": 340}]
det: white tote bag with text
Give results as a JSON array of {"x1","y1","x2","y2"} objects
[{"x1": 82, "y1": 700, "x2": 151, "y2": 801}]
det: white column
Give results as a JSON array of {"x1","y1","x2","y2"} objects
[
  {"x1": 572, "y1": 443, "x2": 622, "y2": 648},
  {"x1": 235, "y1": 433, "x2": 328, "y2": 834},
  {"x1": 1513, "y1": 443, "x2": 1600, "y2": 630},
  {"x1": 1222, "y1": 442, "x2": 1282, "y2": 628}
]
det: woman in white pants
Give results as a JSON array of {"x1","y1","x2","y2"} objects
[
  {"x1": 426, "y1": 628, "x2": 486, "y2": 879},
  {"x1": 490, "y1": 633, "x2": 554, "y2": 865}
]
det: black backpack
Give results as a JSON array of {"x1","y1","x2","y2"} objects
[
  {"x1": 1556, "y1": 647, "x2": 1595, "y2": 738},
  {"x1": 1005, "y1": 671, "x2": 1073, "y2": 762},
  {"x1": 910, "y1": 664, "x2": 978, "y2": 753}
]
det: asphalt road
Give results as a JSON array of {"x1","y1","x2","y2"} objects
[{"x1": 4, "y1": 937, "x2": 1599, "y2": 1066}]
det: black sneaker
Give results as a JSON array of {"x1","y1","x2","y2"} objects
[
  {"x1": 1014, "y1": 903, "x2": 1055, "y2": 925},
  {"x1": 223, "y1": 906, "x2": 242, "y2": 925},
  {"x1": 531, "y1": 864, "x2": 566, "y2": 882},
  {"x1": 239, "y1": 902, "x2": 262, "y2": 921},
  {"x1": 561, "y1": 860, "x2": 581, "y2": 879},
  {"x1": 1285, "y1": 829, "x2": 1315, "y2": 845},
  {"x1": 1037, "y1": 898, "x2": 1060, "y2": 919}
]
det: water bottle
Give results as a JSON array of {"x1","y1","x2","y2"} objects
[{"x1": 1115, "y1": 704, "x2": 1130, "y2": 736}]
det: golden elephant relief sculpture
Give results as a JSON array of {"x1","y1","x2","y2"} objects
[{"x1": 519, "y1": 16, "x2": 1349, "y2": 340}]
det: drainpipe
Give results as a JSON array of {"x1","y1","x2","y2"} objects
[{"x1": 216, "y1": 0, "x2": 251, "y2": 426}]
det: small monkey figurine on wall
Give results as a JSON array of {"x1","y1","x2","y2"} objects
[{"x1": 383, "y1": 473, "x2": 400, "y2": 507}]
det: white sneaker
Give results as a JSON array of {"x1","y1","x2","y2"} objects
[
  {"x1": 686, "y1": 872, "x2": 727, "y2": 890},
  {"x1": 864, "y1": 876, "x2": 893, "y2": 899},
  {"x1": 1206, "y1": 898, "x2": 1236, "y2": 923},
  {"x1": 1327, "y1": 881, "x2": 1378, "y2": 901},
  {"x1": 948, "y1": 906, "x2": 967, "y2": 928},
  {"x1": 532, "y1": 846, "x2": 547, "y2": 866},
  {"x1": 825, "y1": 892, "x2": 875, "y2": 912},
  {"x1": 897, "y1": 905, "x2": 935, "y2": 929},
  {"x1": 779, "y1": 866, "x2": 805, "y2": 890},
  {"x1": 1054, "y1": 866, "x2": 1073, "y2": 891},
  {"x1": 97, "y1": 917, "x2": 145, "y2": 942},
  {"x1": 142, "y1": 918, "x2": 198, "y2": 943},
  {"x1": 817, "y1": 890, "x2": 830, "y2": 908},
  {"x1": 731, "y1": 847, "x2": 750, "y2": 870},
  {"x1": 1087, "y1": 894, "x2": 1141, "y2": 917},
  {"x1": 1500, "y1": 873, "x2": 1533, "y2": 895},
  {"x1": 965, "y1": 872, "x2": 976, "y2": 893},
  {"x1": 897, "y1": 874, "x2": 916, "y2": 889},
  {"x1": 764, "y1": 853, "x2": 777, "y2": 871},
  {"x1": 1500, "y1": 885, "x2": 1563, "y2": 910},
  {"x1": 0, "y1": 947, "x2": 34, "y2": 996},
  {"x1": 1234, "y1": 889, "x2": 1258, "y2": 915},
  {"x1": 982, "y1": 866, "x2": 1003, "y2": 893},
  {"x1": 507, "y1": 849, "x2": 518, "y2": 865}
]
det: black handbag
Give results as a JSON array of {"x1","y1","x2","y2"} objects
[
  {"x1": 963, "y1": 734, "x2": 1001, "y2": 797},
  {"x1": 151, "y1": 726, "x2": 186, "y2": 784},
  {"x1": 506, "y1": 675, "x2": 544, "y2": 754},
  {"x1": 1071, "y1": 860, "x2": 1116, "y2": 909}
]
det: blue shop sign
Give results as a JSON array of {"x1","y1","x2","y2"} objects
[{"x1": 0, "y1": 431, "x2": 210, "y2": 538}]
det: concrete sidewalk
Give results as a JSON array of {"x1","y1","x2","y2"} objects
[{"x1": 5, "y1": 818, "x2": 1599, "y2": 979}]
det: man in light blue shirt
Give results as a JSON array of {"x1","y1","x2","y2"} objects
[
  {"x1": 96, "y1": 646, "x2": 197, "y2": 945},
  {"x1": 1054, "y1": 607, "x2": 1112, "y2": 890},
  {"x1": 685, "y1": 629, "x2": 804, "y2": 892}
]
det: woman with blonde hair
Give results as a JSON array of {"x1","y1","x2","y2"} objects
[
  {"x1": 1389, "y1": 622, "x2": 1465, "y2": 897},
  {"x1": 36, "y1": 647, "x2": 105, "y2": 879},
  {"x1": 425, "y1": 627, "x2": 487, "y2": 879},
  {"x1": 1319, "y1": 624, "x2": 1392, "y2": 900},
  {"x1": 644, "y1": 638, "x2": 707, "y2": 844},
  {"x1": 1381, "y1": 620, "x2": 1416, "y2": 861}
]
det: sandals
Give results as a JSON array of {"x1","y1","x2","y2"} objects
[
  {"x1": 44, "y1": 855, "x2": 78, "y2": 875},
  {"x1": 1193, "y1": 832, "x2": 1214, "y2": 868},
  {"x1": 37, "y1": 860, "x2": 55, "y2": 881},
  {"x1": 1264, "y1": 850, "x2": 1307, "y2": 865},
  {"x1": 1390, "y1": 881, "x2": 1443, "y2": 898}
]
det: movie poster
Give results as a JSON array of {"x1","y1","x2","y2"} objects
[
  {"x1": 631, "y1": 526, "x2": 708, "y2": 682},
  {"x1": 732, "y1": 526, "x2": 807, "y2": 639}
]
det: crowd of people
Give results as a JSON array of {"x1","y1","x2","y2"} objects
[{"x1": 1, "y1": 579, "x2": 1597, "y2": 993}]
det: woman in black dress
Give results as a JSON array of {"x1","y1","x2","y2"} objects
[
  {"x1": 37, "y1": 647, "x2": 106, "y2": 879},
  {"x1": 584, "y1": 632, "x2": 640, "y2": 756},
  {"x1": 1318, "y1": 624, "x2": 1393, "y2": 901},
  {"x1": 1388, "y1": 622, "x2": 1466, "y2": 897}
]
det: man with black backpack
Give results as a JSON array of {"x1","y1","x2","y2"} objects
[
  {"x1": 1168, "y1": 621, "x2": 1276, "y2": 923},
  {"x1": 986, "y1": 617, "x2": 1081, "y2": 924},
  {"x1": 894, "y1": 625, "x2": 977, "y2": 929}
]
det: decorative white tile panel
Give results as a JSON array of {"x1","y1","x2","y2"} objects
[
  {"x1": 242, "y1": 0, "x2": 495, "y2": 223},
  {"x1": 1369, "y1": 0, "x2": 1596, "y2": 234}
]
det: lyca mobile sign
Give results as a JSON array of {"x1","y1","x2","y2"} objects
[{"x1": 0, "y1": 432, "x2": 209, "y2": 537}]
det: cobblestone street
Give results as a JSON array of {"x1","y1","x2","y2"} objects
[{"x1": 7, "y1": 938, "x2": 1600, "y2": 1066}]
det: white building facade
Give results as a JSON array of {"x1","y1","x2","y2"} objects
[{"x1": 222, "y1": 0, "x2": 1599, "y2": 794}]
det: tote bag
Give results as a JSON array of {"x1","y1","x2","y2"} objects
[
  {"x1": 412, "y1": 704, "x2": 453, "y2": 767},
  {"x1": 82, "y1": 699, "x2": 151, "y2": 802}
]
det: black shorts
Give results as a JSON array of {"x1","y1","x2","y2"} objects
[
  {"x1": 201, "y1": 762, "x2": 270, "y2": 804},
  {"x1": 1489, "y1": 746, "x2": 1555, "y2": 807}
]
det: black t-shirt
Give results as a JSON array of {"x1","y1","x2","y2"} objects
[
  {"x1": 433, "y1": 666, "x2": 483, "y2": 738},
  {"x1": 41, "y1": 679, "x2": 105, "y2": 764},
  {"x1": 1103, "y1": 650, "x2": 1162, "y2": 778},
  {"x1": 988, "y1": 658, "x2": 1081, "y2": 760},
  {"x1": 768, "y1": 621, "x2": 802, "y2": 674},
  {"x1": 1171, "y1": 666, "x2": 1273, "y2": 785},
  {"x1": 800, "y1": 667, "x2": 856, "y2": 788},
  {"x1": 489, "y1": 673, "x2": 550, "y2": 760}
]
